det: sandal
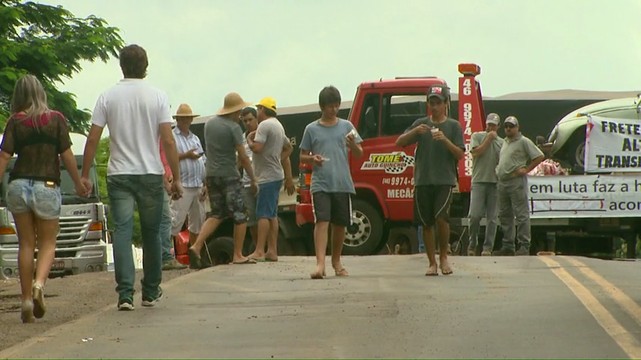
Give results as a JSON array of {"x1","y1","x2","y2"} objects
[
  {"x1": 440, "y1": 263, "x2": 453, "y2": 275},
  {"x1": 425, "y1": 265, "x2": 438, "y2": 276},
  {"x1": 21, "y1": 300, "x2": 34, "y2": 324},
  {"x1": 334, "y1": 267, "x2": 349, "y2": 277},
  {"x1": 32, "y1": 283, "x2": 46, "y2": 319}
]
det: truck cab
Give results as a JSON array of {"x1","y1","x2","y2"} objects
[{"x1": 0, "y1": 132, "x2": 108, "y2": 278}]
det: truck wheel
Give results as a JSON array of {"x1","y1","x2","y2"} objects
[
  {"x1": 201, "y1": 236, "x2": 234, "y2": 267},
  {"x1": 343, "y1": 200, "x2": 384, "y2": 255},
  {"x1": 565, "y1": 129, "x2": 586, "y2": 173}
]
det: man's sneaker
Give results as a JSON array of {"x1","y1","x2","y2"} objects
[
  {"x1": 515, "y1": 247, "x2": 530, "y2": 256},
  {"x1": 492, "y1": 248, "x2": 515, "y2": 256},
  {"x1": 481, "y1": 250, "x2": 492, "y2": 256},
  {"x1": 142, "y1": 287, "x2": 163, "y2": 307},
  {"x1": 162, "y1": 259, "x2": 187, "y2": 271},
  {"x1": 118, "y1": 298, "x2": 135, "y2": 311}
]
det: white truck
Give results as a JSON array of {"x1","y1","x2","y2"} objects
[{"x1": 0, "y1": 132, "x2": 108, "y2": 278}]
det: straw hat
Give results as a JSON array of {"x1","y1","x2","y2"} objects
[
  {"x1": 173, "y1": 103, "x2": 199, "y2": 118},
  {"x1": 217, "y1": 92, "x2": 250, "y2": 115}
]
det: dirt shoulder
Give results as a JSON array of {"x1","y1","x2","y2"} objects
[{"x1": 0, "y1": 268, "x2": 192, "y2": 351}]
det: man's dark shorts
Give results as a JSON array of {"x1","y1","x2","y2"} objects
[
  {"x1": 312, "y1": 192, "x2": 352, "y2": 226},
  {"x1": 414, "y1": 185, "x2": 453, "y2": 226},
  {"x1": 205, "y1": 176, "x2": 247, "y2": 224}
]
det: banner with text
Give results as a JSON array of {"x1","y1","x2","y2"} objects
[
  {"x1": 529, "y1": 175, "x2": 641, "y2": 218},
  {"x1": 585, "y1": 114, "x2": 641, "y2": 172}
]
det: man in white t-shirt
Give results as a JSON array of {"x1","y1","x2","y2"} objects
[{"x1": 81, "y1": 44, "x2": 183, "y2": 311}]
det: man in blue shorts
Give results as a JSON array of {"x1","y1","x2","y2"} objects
[{"x1": 246, "y1": 97, "x2": 295, "y2": 262}]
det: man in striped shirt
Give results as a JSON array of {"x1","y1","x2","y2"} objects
[{"x1": 169, "y1": 104, "x2": 207, "y2": 263}]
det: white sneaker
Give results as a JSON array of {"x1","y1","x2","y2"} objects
[
  {"x1": 142, "y1": 288, "x2": 163, "y2": 307},
  {"x1": 118, "y1": 299, "x2": 135, "y2": 311}
]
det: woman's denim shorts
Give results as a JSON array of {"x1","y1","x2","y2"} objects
[{"x1": 6, "y1": 179, "x2": 62, "y2": 220}]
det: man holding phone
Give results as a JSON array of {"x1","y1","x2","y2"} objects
[{"x1": 169, "y1": 103, "x2": 207, "y2": 264}]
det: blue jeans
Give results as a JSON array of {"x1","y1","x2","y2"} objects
[
  {"x1": 467, "y1": 182, "x2": 499, "y2": 252},
  {"x1": 159, "y1": 192, "x2": 173, "y2": 262},
  {"x1": 107, "y1": 174, "x2": 164, "y2": 302}
]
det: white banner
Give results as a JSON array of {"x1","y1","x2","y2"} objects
[
  {"x1": 585, "y1": 115, "x2": 641, "y2": 172},
  {"x1": 528, "y1": 175, "x2": 641, "y2": 218}
]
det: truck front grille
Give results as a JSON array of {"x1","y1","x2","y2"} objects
[{"x1": 56, "y1": 216, "x2": 91, "y2": 247}]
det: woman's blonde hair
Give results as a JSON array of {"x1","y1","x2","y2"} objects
[{"x1": 10, "y1": 74, "x2": 50, "y2": 127}]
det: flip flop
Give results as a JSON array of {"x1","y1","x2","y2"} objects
[
  {"x1": 334, "y1": 268, "x2": 349, "y2": 277},
  {"x1": 440, "y1": 264, "x2": 453, "y2": 275},
  {"x1": 248, "y1": 257, "x2": 266, "y2": 262},
  {"x1": 425, "y1": 266, "x2": 439, "y2": 276},
  {"x1": 232, "y1": 258, "x2": 257, "y2": 265}
]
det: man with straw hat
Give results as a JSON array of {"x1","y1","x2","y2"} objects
[
  {"x1": 160, "y1": 103, "x2": 206, "y2": 270},
  {"x1": 189, "y1": 93, "x2": 257, "y2": 267}
]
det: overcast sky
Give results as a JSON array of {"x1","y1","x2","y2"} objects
[{"x1": 42, "y1": 0, "x2": 641, "y2": 117}]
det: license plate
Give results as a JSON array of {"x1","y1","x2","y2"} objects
[{"x1": 51, "y1": 260, "x2": 65, "y2": 270}]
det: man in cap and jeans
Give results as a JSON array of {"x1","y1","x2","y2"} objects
[
  {"x1": 189, "y1": 92, "x2": 257, "y2": 267},
  {"x1": 467, "y1": 113, "x2": 504, "y2": 256},
  {"x1": 164, "y1": 103, "x2": 206, "y2": 269},
  {"x1": 492, "y1": 116, "x2": 544, "y2": 256},
  {"x1": 396, "y1": 84, "x2": 464, "y2": 276},
  {"x1": 246, "y1": 97, "x2": 295, "y2": 262}
]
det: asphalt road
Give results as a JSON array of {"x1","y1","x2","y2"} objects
[{"x1": 1, "y1": 254, "x2": 641, "y2": 359}]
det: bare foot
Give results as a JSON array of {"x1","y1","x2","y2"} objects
[
  {"x1": 310, "y1": 266, "x2": 325, "y2": 279},
  {"x1": 264, "y1": 252, "x2": 278, "y2": 262},
  {"x1": 247, "y1": 252, "x2": 265, "y2": 261}
]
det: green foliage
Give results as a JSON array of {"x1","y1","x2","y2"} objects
[
  {"x1": 0, "y1": 0, "x2": 124, "y2": 132},
  {"x1": 96, "y1": 137, "x2": 142, "y2": 246}
]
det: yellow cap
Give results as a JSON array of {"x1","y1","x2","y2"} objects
[{"x1": 256, "y1": 97, "x2": 277, "y2": 114}]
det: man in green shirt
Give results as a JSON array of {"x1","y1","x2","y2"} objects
[{"x1": 492, "y1": 116, "x2": 544, "y2": 256}]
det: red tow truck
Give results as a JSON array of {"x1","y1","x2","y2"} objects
[{"x1": 296, "y1": 64, "x2": 485, "y2": 255}]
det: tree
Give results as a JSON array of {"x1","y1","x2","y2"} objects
[{"x1": 0, "y1": 0, "x2": 123, "y2": 133}]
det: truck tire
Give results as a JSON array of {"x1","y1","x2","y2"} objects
[
  {"x1": 200, "y1": 236, "x2": 234, "y2": 267},
  {"x1": 343, "y1": 200, "x2": 384, "y2": 255},
  {"x1": 565, "y1": 129, "x2": 586, "y2": 174}
]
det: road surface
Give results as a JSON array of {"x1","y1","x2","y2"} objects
[{"x1": 1, "y1": 254, "x2": 640, "y2": 358}]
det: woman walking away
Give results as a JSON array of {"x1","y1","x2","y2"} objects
[{"x1": 0, "y1": 74, "x2": 89, "y2": 323}]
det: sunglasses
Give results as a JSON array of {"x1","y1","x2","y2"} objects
[{"x1": 504, "y1": 124, "x2": 516, "y2": 129}]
